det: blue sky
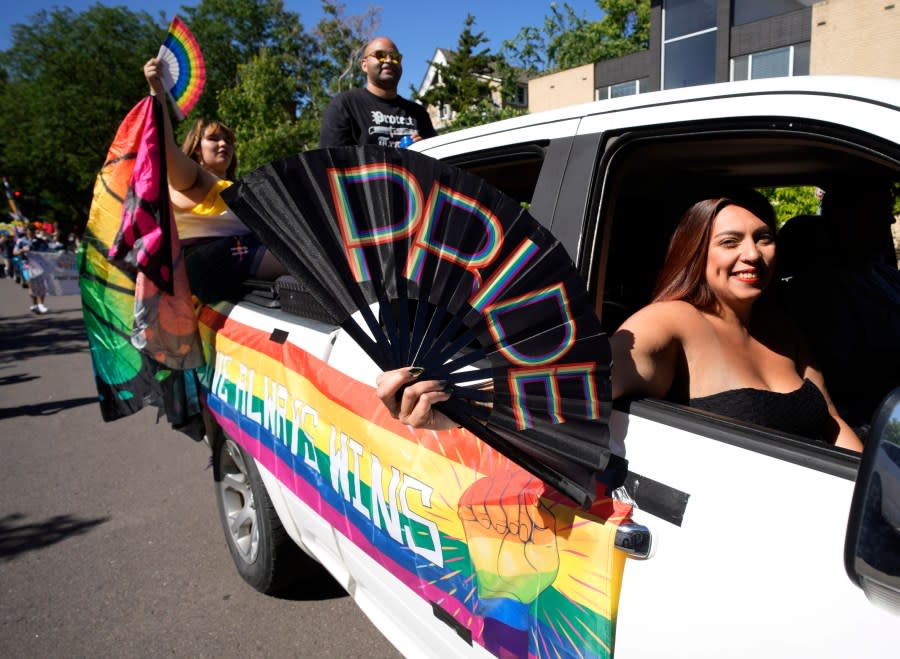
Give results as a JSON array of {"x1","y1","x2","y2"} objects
[{"x1": 0, "y1": 1, "x2": 605, "y2": 92}]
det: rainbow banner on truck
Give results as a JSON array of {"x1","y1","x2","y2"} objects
[{"x1": 198, "y1": 303, "x2": 632, "y2": 659}]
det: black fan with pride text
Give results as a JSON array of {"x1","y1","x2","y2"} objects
[{"x1": 222, "y1": 146, "x2": 620, "y2": 507}]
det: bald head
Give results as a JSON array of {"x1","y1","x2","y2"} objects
[
  {"x1": 365, "y1": 36, "x2": 398, "y2": 53},
  {"x1": 361, "y1": 36, "x2": 403, "y2": 98}
]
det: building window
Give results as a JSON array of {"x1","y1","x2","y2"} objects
[
  {"x1": 664, "y1": 0, "x2": 716, "y2": 39},
  {"x1": 733, "y1": 0, "x2": 810, "y2": 26},
  {"x1": 513, "y1": 84, "x2": 528, "y2": 107},
  {"x1": 663, "y1": 29, "x2": 717, "y2": 89},
  {"x1": 731, "y1": 43, "x2": 810, "y2": 80},
  {"x1": 440, "y1": 104, "x2": 452, "y2": 120},
  {"x1": 610, "y1": 80, "x2": 639, "y2": 98},
  {"x1": 793, "y1": 42, "x2": 810, "y2": 76},
  {"x1": 597, "y1": 79, "x2": 641, "y2": 100},
  {"x1": 662, "y1": 0, "x2": 717, "y2": 90}
]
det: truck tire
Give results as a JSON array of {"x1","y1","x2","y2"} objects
[{"x1": 212, "y1": 432, "x2": 304, "y2": 594}]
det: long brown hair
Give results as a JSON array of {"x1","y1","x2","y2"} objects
[
  {"x1": 652, "y1": 189, "x2": 776, "y2": 309},
  {"x1": 180, "y1": 119, "x2": 237, "y2": 180}
]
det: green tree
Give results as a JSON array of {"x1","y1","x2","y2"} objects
[
  {"x1": 551, "y1": 0, "x2": 649, "y2": 70},
  {"x1": 544, "y1": 3, "x2": 596, "y2": 71},
  {"x1": 312, "y1": 1, "x2": 379, "y2": 98},
  {"x1": 500, "y1": 25, "x2": 553, "y2": 76},
  {"x1": 417, "y1": 15, "x2": 497, "y2": 130},
  {"x1": 885, "y1": 418, "x2": 900, "y2": 446},
  {"x1": 0, "y1": 0, "x2": 382, "y2": 231},
  {"x1": 210, "y1": 1, "x2": 380, "y2": 165},
  {"x1": 500, "y1": 3, "x2": 591, "y2": 74},
  {"x1": 179, "y1": 0, "x2": 308, "y2": 121},
  {"x1": 758, "y1": 186, "x2": 820, "y2": 228},
  {"x1": 502, "y1": 0, "x2": 650, "y2": 74},
  {"x1": 293, "y1": 0, "x2": 379, "y2": 147},
  {"x1": 217, "y1": 2, "x2": 379, "y2": 170},
  {"x1": 218, "y1": 1, "x2": 379, "y2": 164},
  {"x1": 0, "y1": 5, "x2": 161, "y2": 233},
  {"x1": 218, "y1": 50, "x2": 313, "y2": 174},
  {"x1": 452, "y1": 98, "x2": 529, "y2": 131}
]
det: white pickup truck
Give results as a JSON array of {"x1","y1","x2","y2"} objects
[{"x1": 197, "y1": 76, "x2": 900, "y2": 658}]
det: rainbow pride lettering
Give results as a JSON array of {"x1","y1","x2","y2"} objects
[
  {"x1": 328, "y1": 163, "x2": 424, "y2": 282},
  {"x1": 325, "y1": 162, "x2": 599, "y2": 435},
  {"x1": 405, "y1": 182, "x2": 503, "y2": 287},
  {"x1": 327, "y1": 167, "x2": 505, "y2": 287},
  {"x1": 468, "y1": 238, "x2": 541, "y2": 312},
  {"x1": 508, "y1": 362, "x2": 601, "y2": 430},
  {"x1": 484, "y1": 282, "x2": 575, "y2": 366}
]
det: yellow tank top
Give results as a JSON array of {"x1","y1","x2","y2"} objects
[{"x1": 174, "y1": 179, "x2": 250, "y2": 242}]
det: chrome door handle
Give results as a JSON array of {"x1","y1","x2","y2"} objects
[{"x1": 615, "y1": 523, "x2": 654, "y2": 559}]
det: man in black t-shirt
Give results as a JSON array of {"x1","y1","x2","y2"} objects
[{"x1": 319, "y1": 36, "x2": 436, "y2": 148}]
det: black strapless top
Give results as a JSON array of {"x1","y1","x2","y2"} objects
[{"x1": 689, "y1": 379, "x2": 830, "y2": 440}]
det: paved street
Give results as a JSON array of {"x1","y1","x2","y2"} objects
[{"x1": 0, "y1": 275, "x2": 401, "y2": 658}]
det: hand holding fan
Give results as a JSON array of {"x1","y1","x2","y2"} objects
[
  {"x1": 156, "y1": 17, "x2": 205, "y2": 120},
  {"x1": 221, "y1": 146, "x2": 620, "y2": 506}
]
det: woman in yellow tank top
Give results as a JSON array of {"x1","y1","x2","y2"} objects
[{"x1": 143, "y1": 57, "x2": 285, "y2": 301}]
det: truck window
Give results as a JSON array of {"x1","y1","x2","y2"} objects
[
  {"x1": 443, "y1": 145, "x2": 547, "y2": 208},
  {"x1": 590, "y1": 125, "x2": 900, "y2": 447}
]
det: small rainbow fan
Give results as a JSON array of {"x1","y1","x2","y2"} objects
[{"x1": 156, "y1": 16, "x2": 206, "y2": 120}]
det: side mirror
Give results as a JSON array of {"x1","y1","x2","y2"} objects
[{"x1": 845, "y1": 387, "x2": 900, "y2": 615}]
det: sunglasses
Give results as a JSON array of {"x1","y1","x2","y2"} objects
[{"x1": 365, "y1": 50, "x2": 403, "y2": 64}]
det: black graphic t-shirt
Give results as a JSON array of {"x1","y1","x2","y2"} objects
[{"x1": 319, "y1": 88, "x2": 437, "y2": 148}]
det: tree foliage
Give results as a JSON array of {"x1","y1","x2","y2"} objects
[
  {"x1": 0, "y1": 1, "x2": 377, "y2": 233},
  {"x1": 217, "y1": 50, "x2": 312, "y2": 174},
  {"x1": 758, "y1": 186, "x2": 820, "y2": 228},
  {"x1": 313, "y1": 1, "x2": 378, "y2": 97},
  {"x1": 414, "y1": 14, "x2": 523, "y2": 132},
  {"x1": 179, "y1": 0, "x2": 303, "y2": 121},
  {"x1": 885, "y1": 418, "x2": 900, "y2": 446},
  {"x1": 502, "y1": 0, "x2": 650, "y2": 74},
  {"x1": 551, "y1": 0, "x2": 650, "y2": 70},
  {"x1": 0, "y1": 5, "x2": 162, "y2": 232},
  {"x1": 417, "y1": 15, "x2": 494, "y2": 118}
]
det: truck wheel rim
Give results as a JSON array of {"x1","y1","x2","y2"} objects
[{"x1": 218, "y1": 438, "x2": 260, "y2": 564}]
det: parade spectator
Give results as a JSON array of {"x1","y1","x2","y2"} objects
[
  {"x1": 65, "y1": 232, "x2": 80, "y2": 253},
  {"x1": 46, "y1": 230, "x2": 65, "y2": 251},
  {"x1": 30, "y1": 228, "x2": 48, "y2": 252},
  {"x1": 0, "y1": 232, "x2": 12, "y2": 278},
  {"x1": 319, "y1": 36, "x2": 436, "y2": 148},
  {"x1": 13, "y1": 225, "x2": 48, "y2": 314}
]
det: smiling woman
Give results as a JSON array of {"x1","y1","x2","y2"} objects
[{"x1": 608, "y1": 188, "x2": 862, "y2": 450}]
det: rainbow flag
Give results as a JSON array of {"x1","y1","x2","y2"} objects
[
  {"x1": 80, "y1": 97, "x2": 204, "y2": 422},
  {"x1": 198, "y1": 303, "x2": 633, "y2": 658},
  {"x1": 157, "y1": 17, "x2": 205, "y2": 120}
]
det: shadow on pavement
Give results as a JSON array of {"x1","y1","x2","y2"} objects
[
  {"x1": 0, "y1": 396, "x2": 99, "y2": 421},
  {"x1": 0, "y1": 373, "x2": 40, "y2": 386},
  {"x1": 0, "y1": 512, "x2": 110, "y2": 561},
  {"x1": 0, "y1": 314, "x2": 87, "y2": 363}
]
